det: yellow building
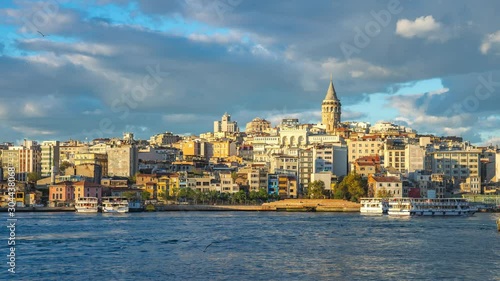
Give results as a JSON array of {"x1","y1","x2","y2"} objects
[
  {"x1": 74, "y1": 152, "x2": 108, "y2": 176},
  {"x1": 157, "y1": 175, "x2": 170, "y2": 199},
  {"x1": 168, "y1": 174, "x2": 180, "y2": 197},
  {"x1": 278, "y1": 175, "x2": 297, "y2": 199},
  {"x1": 211, "y1": 140, "x2": 237, "y2": 158},
  {"x1": 245, "y1": 117, "x2": 271, "y2": 135},
  {"x1": 174, "y1": 140, "x2": 201, "y2": 157}
]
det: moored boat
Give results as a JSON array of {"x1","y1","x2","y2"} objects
[
  {"x1": 387, "y1": 198, "x2": 476, "y2": 216},
  {"x1": 360, "y1": 198, "x2": 388, "y2": 214},
  {"x1": 102, "y1": 197, "x2": 129, "y2": 213},
  {"x1": 75, "y1": 197, "x2": 99, "y2": 213}
]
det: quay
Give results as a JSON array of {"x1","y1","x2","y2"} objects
[
  {"x1": 0, "y1": 199, "x2": 360, "y2": 212},
  {"x1": 0, "y1": 207, "x2": 75, "y2": 212}
]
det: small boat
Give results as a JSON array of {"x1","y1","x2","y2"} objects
[
  {"x1": 75, "y1": 197, "x2": 99, "y2": 213},
  {"x1": 102, "y1": 197, "x2": 129, "y2": 213},
  {"x1": 497, "y1": 218, "x2": 500, "y2": 232},
  {"x1": 360, "y1": 198, "x2": 388, "y2": 214}
]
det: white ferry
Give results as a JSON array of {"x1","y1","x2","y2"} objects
[
  {"x1": 75, "y1": 197, "x2": 99, "y2": 213},
  {"x1": 102, "y1": 197, "x2": 129, "y2": 213},
  {"x1": 387, "y1": 198, "x2": 476, "y2": 216},
  {"x1": 360, "y1": 198, "x2": 388, "y2": 214}
]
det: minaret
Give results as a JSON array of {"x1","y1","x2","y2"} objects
[{"x1": 321, "y1": 75, "x2": 341, "y2": 134}]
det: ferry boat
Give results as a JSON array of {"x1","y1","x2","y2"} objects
[
  {"x1": 387, "y1": 198, "x2": 476, "y2": 216},
  {"x1": 75, "y1": 197, "x2": 99, "y2": 213},
  {"x1": 102, "y1": 197, "x2": 129, "y2": 213},
  {"x1": 360, "y1": 198, "x2": 388, "y2": 214}
]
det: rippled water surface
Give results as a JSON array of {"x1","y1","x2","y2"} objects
[{"x1": 5, "y1": 212, "x2": 500, "y2": 281}]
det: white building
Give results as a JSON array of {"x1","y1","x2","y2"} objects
[
  {"x1": 214, "y1": 113, "x2": 239, "y2": 133},
  {"x1": 41, "y1": 141, "x2": 60, "y2": 177}
]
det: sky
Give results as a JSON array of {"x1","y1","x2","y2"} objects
[{"x1": 0, "y1": 0, "x2": 499, "y2": 145}]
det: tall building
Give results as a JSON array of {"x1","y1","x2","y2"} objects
[
  {"x1": 41, "y1": 141, "x2": 60, "y2": 177},
  {"x1": 1, "y1": 140, "x2": 40, "y2": 180},
  {"x1": 107, "y1": 144, "x2": 138, "y2": 177},
  {"x1": 214, "y1": 113, "x2": 239, "y2": 133},
  {"x1": 321, "y1": 77, "x2": 341, "y2": 134},
  {"x1": 427, "y1": 149, "x2": 481, "y2": 194}
]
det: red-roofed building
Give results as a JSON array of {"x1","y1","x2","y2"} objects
[{"x1": 353, "y1": 155, "x2": 381, "y2": 178}]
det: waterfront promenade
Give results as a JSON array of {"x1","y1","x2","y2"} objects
[{"x1": 0, "y1": 199, "x2": 361, "y2": 212}]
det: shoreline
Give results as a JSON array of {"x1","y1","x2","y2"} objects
[
  {"x1": 0, "y1": 205, "x2": 360, "y2": 212},
  {"x1": 0, "y1": 199, "x2": 362, "y2": 212}
]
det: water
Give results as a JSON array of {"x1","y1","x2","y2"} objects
[{"x1": 4, "y1": 212, "x2": 500, "y2": 281}]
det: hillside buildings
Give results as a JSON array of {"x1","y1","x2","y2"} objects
[{"x1": 2, "y1": 76, "x2": 499, "y2": 206}]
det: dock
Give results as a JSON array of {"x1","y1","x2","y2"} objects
[
  {"x1": 0, "y1": 199, "x2": 360, "y2": 213},
  {"x1": 0, "y1": 207, "x2": 75, "y2": 212}
]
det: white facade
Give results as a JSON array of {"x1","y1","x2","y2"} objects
[
  {"x1": 311, "y1": 172, "x2": 332, "y2": 190},
  {"x1": 107, "y1": 145, "x2": 138, "y2": 177},
  {"x1": 214, "y1": 113, "x2": 239, "y2": 133},
  {"x1": 405, "y1": 144, "x2": 426, "y2": 174},
  {"x1": 41, "y1": 141, "x2": 60, "y2": 177}
]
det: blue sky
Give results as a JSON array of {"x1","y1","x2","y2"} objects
[{"x1": 0, "y1": 0, "x2": 499, "y2": 145}]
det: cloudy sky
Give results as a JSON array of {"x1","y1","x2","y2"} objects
[{"x1": 0, "y1": 0, "x2": 499, "y2": 145}]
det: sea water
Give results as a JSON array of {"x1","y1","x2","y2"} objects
[{"x1": 4, "y1": 212, "x2": 500, "y2": 281}]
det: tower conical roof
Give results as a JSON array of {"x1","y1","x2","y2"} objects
[{"x1": 324, "y1": 76, "x2": 339, "y2": 101}]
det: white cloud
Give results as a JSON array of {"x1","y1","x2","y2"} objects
[
  {"x1": 83, "y1": 109, "x2": 102, "y2": 115},
  {"x1": 251, "y1": 44, "x2": 273, "y2": 58},
  {"x1": 396, "y1": 15, "x2": 449, "y2": 42},
  {"x1": 188, "y1": 31, "x2": 243, "y2": 44},
  {"x1": 322, "y1": 58, "x2": 394, "y2": 80},
  {"x1": 162, "y1": 113, "x2": 199, "y2": 123},
  {"x1": 12, "y1": 126, "x2": 55, "y2": 136},
  {"x1": 23, "y1": 102, "x2": 44, "y2": 117},
  {"x1": 480, "y1": 30, "x2": 500, "y2": 54},
  {"x1": 428, "y1": 87, "x2": 449, "y2": 96}
]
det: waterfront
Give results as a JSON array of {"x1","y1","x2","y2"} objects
[{"x1": 7, "y1": 212, "x2": 500, "y2": 281}]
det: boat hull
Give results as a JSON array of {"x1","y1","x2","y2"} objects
[
  {"x1": 387, "y1": 198, "x2": 476, "y2": 217},
  {"x1": 102, "y1": 207, "x2": 129, "y2": 213},
  {"x1": 75, "y1": 207, "x2": 99, "y2": 213}
]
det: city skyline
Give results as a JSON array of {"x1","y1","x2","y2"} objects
[{"x1": 0, "y1": 1, "x2": 499, "y2": 145}]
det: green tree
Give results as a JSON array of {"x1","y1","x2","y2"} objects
[
  {"x1": 257, "y1": 188, "x2": 269, "y2": 203},
  {"x1": 249, "y1": 190, "x2": 259, "y2": 204},
  {"x1": 158, "y1": 191, "x2": 171, "y2": 202},
  {"x1": 233, "y1": 190, "x2": 247, "y2": 204},
  {"x1": 141, "y1": 191, "x2": 151, "y2": 201},
  {"x1": 333, "y1": 176, "x2": 350, "y2": 200},
  {"x1": 231, "y1": 171, "x2": 238, "y2": 181},
  {"x1": 335, "y1": 173, "x2": 367, "y2": 202},
  {"x1": 218, "y1": 192, "x2": 229, "y2": 204},
  {"x1": 123, "y1": 191, "x2": 138, "y2": 201},
  {"x1": 59, "y1": 161, "x2": 72, "y2": 175},
  {"x1": 27, "y1": 172, "x2": 42, "y2": 183},
  {"x1": 128, "y1": 172, "x2": 139, "y2": 184},
  {"x1": 308, "y1": 180, "x2": 326, "y2": 199}
]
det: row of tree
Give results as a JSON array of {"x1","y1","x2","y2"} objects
[
  {"x1": 306, "y1": 172, "x2": 368, "y2": 202},
  {"x1": 128, "y1": 188, "x2": 281, "y2": 205}
]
